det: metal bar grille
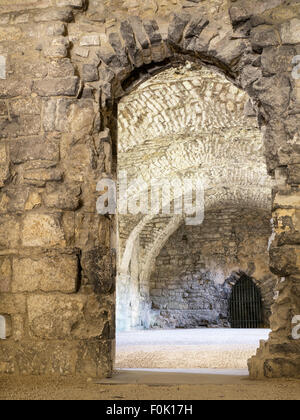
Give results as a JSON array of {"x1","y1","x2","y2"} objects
[{"x1": 229, "y1": 275, "x2": 263, "y2": 328}]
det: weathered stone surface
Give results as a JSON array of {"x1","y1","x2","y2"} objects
[
  {"x1": 82, "y1": 64, "x2": 99, "y2": 82},
  {"x1": 10, "y1": 136, "x2": 59, "y2": 164},
  {"x1": 0, "y1": 294, "x2": 26, "y2": 315},
  {"x1": 261, "y1": 46, "x2": 296, "y2": 75},
  {"x1": 143, "y1": 19, "x2": 162, "y2": 45},
  {"x1": 82, "y1": 246, "x2": 115, "y2": 295},
  {"x1": 57, "y1": 0, "x2": 84, "y2": 8},
  {"x1": 0, "y1": 258, "x2": 11, "y2": 292},
  {"x1": 9, "y1": 97, "x2": 41, "y2": 116},
  {"x1": 22, "y1": 214, "x2": 66, "y2": 247},
  {"x1": 0, "y1": 80, "x2": 32, "y2": 99},
  {"x1": 120, "y1": 20, "x2": 143, "y2": 66},
  {"x1": 0, "y1": 115, "x2": 41, "y2": 138},
  {"x1": 251, "y1": 25, "x2": 281, "y2": 51},
  {"x1": 44, "y1": 184, "x2": 81, "y2": 210},
  {"x1": 80, "y1": 35, "x2": 100, "y2": 47},
  {"x1": 0, "y1": 216, "x2": 20, "y2": 249},
  {"x1": 270, "y1": 246, "x2": 300, "y2": 276},
  {"x1": 48, "y1": 59, "x2": 75, "y2": 78},
  {"x1": 0, "y1": 143, "x2": 10, "y2": 187},
  {"x1": 168, "y1": 13, "x2": 190, "y2": 45},
  {"x1": 27, "y1": 293, "x2": 110, "y2": 341},
  {"x1": 12, "y1": 255, "x2": 78, "y2": 293},
  {"x1": 33, "y1": 77, "x2": 79, "y2": 97},
  {"x1": 280, "y1": 18, "x2": 300, "y2": 45},
  {"x1": 47, "y1": 23, "x2": 66, "y2": 37},
  {"x1": 23, "y1": 168, "x2": 63, "y2": 187},
  {"x1": 34, "y1": 7, "x2": 74, "y2": 23}
]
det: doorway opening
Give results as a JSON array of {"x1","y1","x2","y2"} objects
[
  {"x1": 229, "y1": 274, "x2": 263, "y2": 329},
  {"x1": 115, "y1": 62, "x2": 274, "y2": 371}
]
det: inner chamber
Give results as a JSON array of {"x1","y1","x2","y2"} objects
[{"x1": 116, "y1": 62, "x2": 276, "y2": 333}]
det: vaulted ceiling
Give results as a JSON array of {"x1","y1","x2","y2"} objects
[{"x1": 117, "y1": 63, "x2": 273, "y2": 277}]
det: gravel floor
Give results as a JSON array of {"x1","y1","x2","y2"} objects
[{"x1": 116, "y1": 329, "x2": 271, "y2": 369}]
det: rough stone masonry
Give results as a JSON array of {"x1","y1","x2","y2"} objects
[{"x1": 0, "y1": 0, "x2": 299, "y2": 379}]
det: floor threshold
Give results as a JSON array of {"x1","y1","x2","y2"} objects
[{"x1": 95, "y1": 368, "x2": 250, "y2": 386}]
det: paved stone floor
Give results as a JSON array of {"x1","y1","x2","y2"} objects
[
  {"x1": 116, "y1": 329, "x2": 271, "y2": 369},
  {"x1": 1, "y1": 372, "x2": 300, "y2": 400}
]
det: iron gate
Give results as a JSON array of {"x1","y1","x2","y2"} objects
[{"x1": 229, "y1": 275, "x2": 263, "y2": 328}]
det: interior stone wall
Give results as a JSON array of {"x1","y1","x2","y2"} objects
[
  {"x1": 0, "y1": 0, "x2": 299, "y2": 379},
  {"x1": 150, "y1": 208, "x2": 277, "y2": 329}
]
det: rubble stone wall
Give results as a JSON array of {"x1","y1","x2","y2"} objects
[{"x1": 150, "y1": 208, "x2": 277, "y2": 329}]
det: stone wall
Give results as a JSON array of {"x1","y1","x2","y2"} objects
[
  {"x1": 149, "y1": 208, "x2": 277, "y2": 329},
  {"x1": 0, "y1": 0, "x2": 299, "y2": 378}
]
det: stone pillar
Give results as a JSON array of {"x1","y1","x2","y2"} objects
[
  {"x1": 0, "y1": 4, "x2": 115, "y2": 376},
  {"x1": 249, "y1": 172, "x2": 300, "y2": 378}
]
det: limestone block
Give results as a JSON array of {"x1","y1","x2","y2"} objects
[
  {"x1": 168, "y1": 13, "x2": 190, "y2": 45},
  {"x1": 27, "y1": 294, "x2": 85, "y2": 339},
  {"x1": 47, "y1": 23, "x2": 66, "y2": 37},
  {"x1": 288, "y1": 164, "x2": 300, "y2": 185},
  {"x1": 24, "y1": 192, "x2": 42, "y2": 211},
  {"x1": 281, "y1": 19, "x2": 300, "y2": 45},
  {"x1": 33, "y1": 77, "x2": 79, "y2": 97},
  {"x1": 80, "y1": 35, "x2": 100, "y2": 47},
  {"x1": 0, "y1": 79, "x2": 32, "y2": 99},
  {"x1": 270, "y1": 246, "x2": 300, "y2": 276},
  {"x1": 108, "y1": 32, "x2": 131, "y2": 68},
  {"x1": 22, "y1": 213, "x2": 66, "y2": 248},
  {"x1": 274, "y1": 190, "x2": 300, "y2": 208},
  {"x1": 0, "y1": 315, "x2": 11, "y2": 339},
  {"x1": 34, "y1": 8, "x2": 74, "y2": 23},
  {"x1": 23, "y1": 168, "x2": 63, "y2": 186},
  {"x1": 0, "y1": 258, "x2": 11, "y2": 293},
  {"x1": 0, "y1": 101, "x2": 7, "y2": 116},
  {"x1": 0, "y1": 143, "x2": 10, "y2": 188},
  {"x1": 62, "y1": 143, "x2": 94, "y2": 182},
  {"x1": 143, "y1": 20, "x2": 162, "y2": 45},
  {"x1": 56, "y1": 0, "x2": 84, "y2": 8},
  {"x1": 0, "y1": 187, "x2": 32, "y2": 214},
  {"x1": 10, "y1": 136, "x2": 59, "y2": 164},
  {"x1": 12, "y1": 255, "x2": 78, "y2": 293},
  {"x1": 10, "y1": 97, "x2": 42, "y2": 116},
  {"x1": 74, "y1": 47, "x2": 89, "y2": 58},
  {"x1": 48, "y1": 59, "x2": 75, "y2": 78},
  {"x1": 261, "y1": 46, "x2": 296, "y2": 76},
  {"x1": 44, "y1": 184, "x2": 81, "y2": 210},
  {"x1": 12, "y1": 315, "x2": 25, "y2": 342},
  {"x1": 27, "y1": 294, "x2": 109, "y2": 340},
  {"x1": 229, "y1": 0, "x2": 284, "y2": 25},
  {"x1": 52, "y1": 98, "x2": 94, "y2": 135},
  {"x1": 251, "y1": 25, "x2": 281, "y2": 50},
  {"x1": 120, "y1": 20, "x2": 143, "y2": 67},
  {"x1": 82, "y1": 64, "x2": 99, "y2": 82},
  {"x1": 0, "y1": 216, "x2": 20, "y2": 249},
  {"x1": 81, "y1": 246, "x2": 115, "y2": 294},
  {"x1": 0, "y1": 295, "x2": 26, "y2": 315},
  {"x1": 75, "y1": 339, "x2": 113, "y2": 377},
  {"x1": 0, "y1": 114, "x2": 41, "y2": 139},
  {"x1": 0, "y1": 55, "x2": 6, "y2": 80},
  {"x1": 129, "y1": 16, "x2": 150, "y2": 50}
]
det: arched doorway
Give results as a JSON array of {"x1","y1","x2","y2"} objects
[
  {"x1": 229, "y1": 275, "x2": 263, "y2": 329},
  {"x1": 115, "y1": 63, "x2": 274, "y2": 371}
]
